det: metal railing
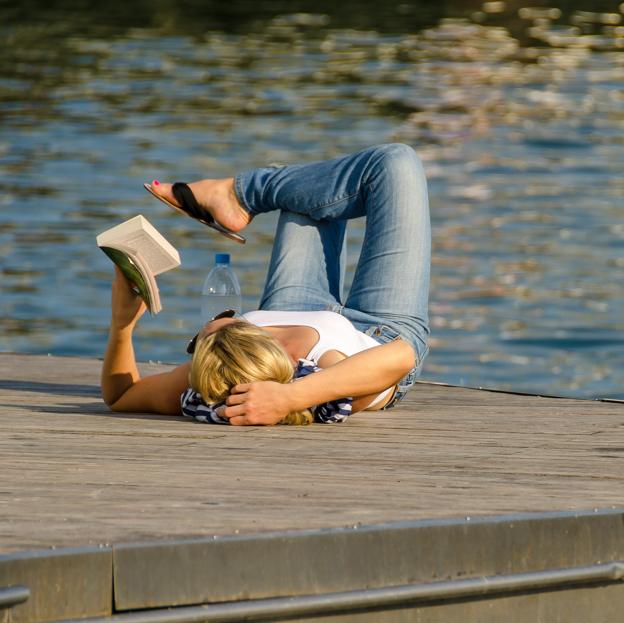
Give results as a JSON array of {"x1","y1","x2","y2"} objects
[
  {"x1": 0, "y1": 585, "x2": 30, "y2": 609},
  {"x1": 56, "y1": 560, "x2": 624, "y2": 623}
]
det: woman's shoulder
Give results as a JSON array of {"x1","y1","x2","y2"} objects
[
  {"x1": 246, "y1": 310, "x2": 364, "y2": 338},
  {"x1": 244, "y1": 309, "x2": 348, "y2": 324}
]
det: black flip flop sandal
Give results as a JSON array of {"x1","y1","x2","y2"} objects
[{"x1": 144, "y1": 182, "x2": 246, "y2": 244}]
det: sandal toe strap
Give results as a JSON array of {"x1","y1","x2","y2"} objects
[{"x1": 171, "y1": 182, "x2": 215, "y2": 224}]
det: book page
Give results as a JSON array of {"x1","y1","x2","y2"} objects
[
  {"x1": 97, "y1": 215, "x2": 180, "y2": 276},
  {"x1": 114, "y1": 231, "x2": 178, "y2": 276},
  {"x1": 128, "y1": 249, "x2": 161, "y2": 314}
]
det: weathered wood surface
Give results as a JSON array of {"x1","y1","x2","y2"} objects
[{"x1": 0, "y1": 353, "x2": 622, "y2": 554}]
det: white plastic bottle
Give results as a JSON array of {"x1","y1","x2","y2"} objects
[{"x1": 201, "y1": 253, "x2": 242, "y2": 321}]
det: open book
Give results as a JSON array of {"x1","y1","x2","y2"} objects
[{"x1": 97, "y1": 215, "x2": 181, "y2": 314}]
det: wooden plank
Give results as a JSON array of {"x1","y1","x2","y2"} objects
[{"x1": 0, "y1": 353, "x2": 623, "y2": 553}]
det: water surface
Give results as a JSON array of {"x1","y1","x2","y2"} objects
[{"x1": 1, "y1": 0, "x2": 623, "y2": 398}]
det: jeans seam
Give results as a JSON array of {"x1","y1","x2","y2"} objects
[
  {"x1": 304, "y1": 190, "x2": 360, "y2": 215},
  {"x1": 234, "y1": 173, "x2": 256, "y2": 216}
]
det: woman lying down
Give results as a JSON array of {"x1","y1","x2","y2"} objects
[{"x1": 101, "y1": 144, "x2": 430, "y2": 425}]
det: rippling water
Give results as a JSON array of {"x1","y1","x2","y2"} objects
[{"x1": 1, "y1": 1, "x2": 623, "y2": 399}]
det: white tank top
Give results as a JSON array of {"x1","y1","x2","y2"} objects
[{"x1": 242, "y1": 310, "x2": 394, "y2": 408}]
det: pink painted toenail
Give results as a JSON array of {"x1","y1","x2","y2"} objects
[{"x1": 153, "y1": 179, "x2": 160, "y2": 186}]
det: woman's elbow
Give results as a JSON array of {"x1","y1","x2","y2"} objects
[
  {"x1": 104, "y1": 395, "x2": 124, "y2": 412},
  {"x1": 397, "y1": 340, "x2": 417, "y2": 374},
  {"x1": 101, "y1": 389, "x2": 129, "y2": 412},
  {"x1": 101, "y1": 389, "x2": 115, "y2": 410}
]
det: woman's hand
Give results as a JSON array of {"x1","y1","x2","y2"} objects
[
  {"x1": 223, "y1": 381, "x2": 293, "y2": 426},
  {"x1": 111, "y1": 267, "x2": 147, "y2": 330}
]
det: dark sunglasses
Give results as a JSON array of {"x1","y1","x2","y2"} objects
[{"x1": 186, "y1": 309, "x2": 237, "y2": 355}]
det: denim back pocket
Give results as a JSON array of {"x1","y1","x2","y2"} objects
[
  {"x1": 364, "y1": 324, "x2": 427, "y2": 411},
  {"x1": 365, "y1": 323, "x2": 402, "y2": 344}
]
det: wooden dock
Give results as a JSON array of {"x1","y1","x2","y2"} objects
[
  {"x1": 1, "y1": 352, "x2": 623, "y2": 553},
  {"x1": 1, "y1": 353, "x2": 623, "y2": 622}
]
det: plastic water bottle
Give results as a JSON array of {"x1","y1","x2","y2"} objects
[{"x1": 201, "y1": 253, "x2": 242, "y2": 321}]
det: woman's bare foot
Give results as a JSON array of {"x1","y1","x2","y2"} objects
[{"x1": 151, "y1": 178, "x2": 252, "y2": 232}]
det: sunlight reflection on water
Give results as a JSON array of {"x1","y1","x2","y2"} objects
[{"x1": 1, "y1": 2, "x2": 623, "y2": 398}]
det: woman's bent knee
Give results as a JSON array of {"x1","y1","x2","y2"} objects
[
  {"x1": 369, "y1": 143, "x2": 424, "y2": 184},
  {"x1": 376, "y1": 142, "x2": 421, "y2": 165}
]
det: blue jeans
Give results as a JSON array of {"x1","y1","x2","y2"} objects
[{"x1": 234, "y1": 143, "x2": 430, "y2": 409}]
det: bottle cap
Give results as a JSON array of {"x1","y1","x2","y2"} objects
[{"x1": 215, "y1": 253, "x2": 230, "y2": 265}]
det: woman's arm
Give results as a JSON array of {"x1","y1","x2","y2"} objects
[
  {"x1": 101, "y1": 268, "x2": 188, "y2": 415},
  {"x1": 223, "y1": 339, "x2": 415, "y2": 425}
]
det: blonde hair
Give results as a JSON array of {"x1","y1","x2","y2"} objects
[{"x1": 189, "y1": 320, "x2": 313, "y2": 425}]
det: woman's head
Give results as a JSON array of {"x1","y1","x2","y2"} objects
[{"x1": 189, "y1": 320, "x2": 313, "y2": 425}]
